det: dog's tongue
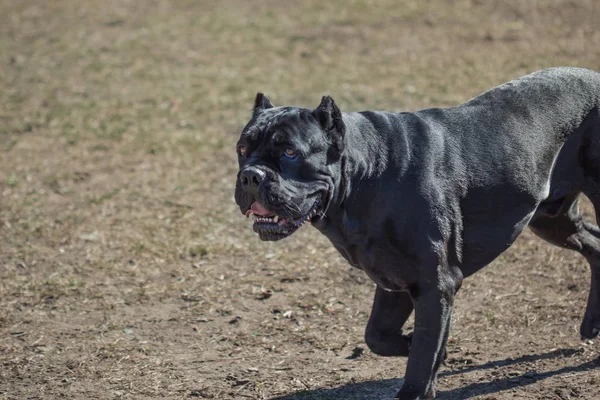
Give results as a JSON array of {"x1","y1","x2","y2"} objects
[{"x1": 245, "y1": 201, "x2": 275, "y2": 217}]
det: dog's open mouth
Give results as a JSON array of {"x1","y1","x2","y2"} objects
[{"x1": 244, "y1": 198, "x2": 321, "y2": 241}]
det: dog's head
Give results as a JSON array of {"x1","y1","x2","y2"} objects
[{"x1": 234, "y1": 93, "x2": 345, "y2": 241}]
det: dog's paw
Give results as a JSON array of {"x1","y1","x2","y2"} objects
[
  {"x1": 580, "y1": 314, "x2": 600, "y2": 339},
  {"x1": 365, "y1": 331, "x2": 412, "y2": 357}
]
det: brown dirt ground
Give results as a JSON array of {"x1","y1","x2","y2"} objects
[{"x1": 1, "y1": 0, "x2": 600, "y2": 399}]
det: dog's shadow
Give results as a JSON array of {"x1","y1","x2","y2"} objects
[{"x1": 269, "y1": 348, "x2": 599, "y2": 400}]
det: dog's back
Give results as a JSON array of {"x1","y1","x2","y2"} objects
[{"x1": 398, "y1": 67, "x2": 600, "y2": 273}]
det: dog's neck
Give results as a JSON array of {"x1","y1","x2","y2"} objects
[
  {"x1": 314, "y1": 110, "x2": 412, "y2": 240},
  {"x1": 337, "y1": 112, "x2": 404, "y2": 204},
  {"x1": 315, "y1": 111, "x2": 408, "y2": 241}
]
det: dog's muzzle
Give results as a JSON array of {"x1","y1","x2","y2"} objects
[{"x1": 239, "y1": 166, "x2": 265, "y2": 197}]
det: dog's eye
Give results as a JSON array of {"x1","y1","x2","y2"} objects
[
  {"x1": 283, "y1": 148, "x2": 297, "y2": 159},
  {"x1": 237, "y1": 145, "x2": 247, "y2": 157}
]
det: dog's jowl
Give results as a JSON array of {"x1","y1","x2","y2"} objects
[{"x1": 234, "y1": 67, "x2": 600, "y2": 399}]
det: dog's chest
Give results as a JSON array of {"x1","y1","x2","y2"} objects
[{"x1": 323, "y1": 213, "x2": 416, "y2": 291}]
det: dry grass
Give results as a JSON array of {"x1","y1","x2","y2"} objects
[{"x1": 1, "y1": 0, "x2": 600, "y2": 399}]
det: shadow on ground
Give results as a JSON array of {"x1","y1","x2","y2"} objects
[
  {"x1": 271, "y1": 348, "x2": 600, "y2": 400},
  {"x1": 270, "y1": 378, "x2": 403, "y2": 400}
]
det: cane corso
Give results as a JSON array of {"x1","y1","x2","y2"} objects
[{"x1": 234, "y1": 67, "x2": 600, "y2": 399}]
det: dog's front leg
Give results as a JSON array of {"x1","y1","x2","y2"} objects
[
  {"x1": 365, "y1": 287, "x2": 413, "y2": 356},
  {"x1": 395, "y1": 270, "x2": 461, "y2": 400}
]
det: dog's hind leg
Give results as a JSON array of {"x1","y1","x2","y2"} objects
[
  {"x1": 365, "y1": 287, "x2": 413, "y2": 356},
  {"x1": 529, "y1": 195, "x2": 600, "y2": 338},
  {"x1": 581, "y1": 193, "x2": 600, "y2": 339}
]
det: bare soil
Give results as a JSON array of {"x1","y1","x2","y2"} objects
[{"x1": 1, "y1": 1, "x2": 600, "y2": 399}]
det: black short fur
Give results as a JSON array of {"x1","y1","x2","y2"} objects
[{"x1": 234, "y1": 67, "x2": 600, "y2": 399}]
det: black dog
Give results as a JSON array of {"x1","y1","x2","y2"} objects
[{"x1": 234, "y1": 67, "x2": 600, "y2": 399}]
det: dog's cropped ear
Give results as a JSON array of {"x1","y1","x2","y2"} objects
[
  {"x1": 253, "y1": 92, "x2": 274, "y2": 113},
  {"x1": 313, "y1": 95, "x2": 346, "y2": 159}
]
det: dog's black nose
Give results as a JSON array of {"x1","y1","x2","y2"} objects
[{"x1": 240, "y1": 167, "x2": 265, "y2": 193}]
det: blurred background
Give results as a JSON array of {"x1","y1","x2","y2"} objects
[{"x1": 1, "y1": 1, "x2": 599, "y2": 399}]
